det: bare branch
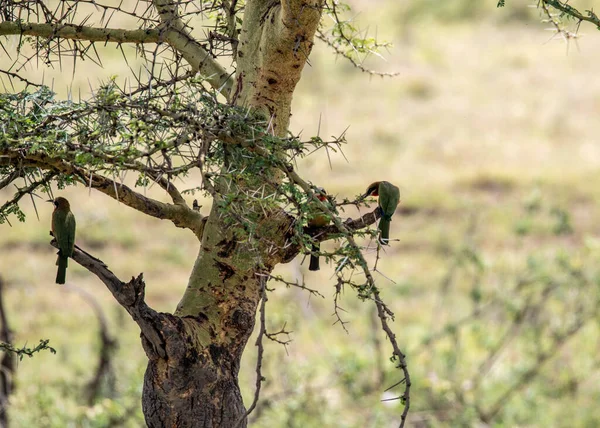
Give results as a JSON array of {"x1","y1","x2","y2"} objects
[
  {"x1": 316, "y1": 31, "x2": 399, "y2": 77},
  {"x1": 373, "y1": 291, "x2": 411, "y2": 427},
  {"x1": 51, "y1": 239, "x2": 167, "y2": 359},
  {"x1": 0, "y1": 21, "x2": 161, "y2": 44},
  {"x1": 0, "y1": 69, "x2": 44, "y2": 89},
  {"x1": 235, "y1": 275, "x2": 268, "y2": 428},
  {"x1": 311, "y1": 207, "x2": 382, "y2": 243},
  {"x1": 542, "y1": 0, "x2": 600, "y2": 29},
  {"x1": 332, "y1": 278, "x2": 349, "y2": 333},
  {"x1": 0, "y1": 8, "x2": 233, "y2": 96},
  {"x1": 260, "y1": 273, "x2": 324, "y2": 298},
  {"x1": 152, "y1": 0, "x2": 234, "y2": 97},
  {"x1": 276, "y1": 164, "x2": 410, "y2": 426},
  {"x1": 540, "y1": 1, "x2": 579, "y2": 42},
  {"x1": 0, "y1": 170, "x2": 56, "y2": 221},
  {"x1": 0, "y1": 168, "x2": 22, "y2": 191}
]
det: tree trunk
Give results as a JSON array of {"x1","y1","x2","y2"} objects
[
  {"x1": 138, "y1": 308, "x2": 256, "y2": 427},
  {"x1": 142, "y1": 335, "x2": 247, "y2": 427},
  {"x1": 143, "y1": 365, "x2": 246, "y2": 428},
  {"x1": 137, "y1": 2, "x2": 325, "y2": 425}
]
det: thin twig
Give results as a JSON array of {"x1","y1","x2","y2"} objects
[{"x1": 235, "y1": 275, "x2": 268, "y2": 428}]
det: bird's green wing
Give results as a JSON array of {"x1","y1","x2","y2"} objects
[
  {"x1": 378, "y1": 181, "x2": 400, "y2": 220},
  {"x1": 65, "y1": 212, "x2": 76, "y2": 257},
  {"x1": 53, "y1": 210, "x2": 69, "y2": 253},
  {"x1": 54, "y1": 210, "x2": 76, "y2": 257}
]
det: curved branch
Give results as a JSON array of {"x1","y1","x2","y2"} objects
[
  {"x1": 0, "y1": 70, "x2": 43, "y2": 88},
  {"x1": 235, "y1": 276, "x2": 267, "y2": 428},
  {"x1": 542, "y1": 0, "x2": 600, "y2": 29},
  {"x1": 276, "y1": 163, "x2": 411, "y2": 426},
  {"x1": 311, "y1": 207, "x2": 382, "y2": 243},
  {"x1": 52, "y1": 240, "x2": 166, "y2": 359},
  {"x1": 82, "y1": 170, "x2": 205, "y2": 239},
  {"x1": 153, "y1": 0, "x2": 234, "y2": 97},
  {"x1": 0, "y1": 22, "x2": 161, "y2": 43},
  {"x1": 0, "y1": 150, "x2": 206, "y2": 239}
]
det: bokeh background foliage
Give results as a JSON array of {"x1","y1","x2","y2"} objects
[{"x1": 2, "y1": 0, "x2": 600, "y2": 426}]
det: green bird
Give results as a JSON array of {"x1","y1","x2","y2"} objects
[
  {"x1": 363, "y1": 181, "x2": 400, "y2": 245},
  {"x1": 307, "y1": 188, "x2": 330, "y2": 271},
  {"x1": 49, "y1": 197, "x2": 76, "y2": 284}
]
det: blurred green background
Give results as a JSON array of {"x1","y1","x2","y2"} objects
[{"x1": 2, "y1": 0, "x2": 600, "y2": 426}]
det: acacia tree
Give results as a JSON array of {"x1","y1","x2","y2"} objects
[
  {"x1": 0, "y1": 1, "x2": 410, "y2": 426},
  {"x1": 1, "y1": 0, "x2": 598, "y2": 426}
]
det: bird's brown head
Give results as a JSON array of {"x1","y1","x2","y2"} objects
[
  {"x1": 50, "y1": 197, "x2": 71, "y2": 211},
  {"x1": 363, "y1": 181, "x2": 381, "y2": 198}
]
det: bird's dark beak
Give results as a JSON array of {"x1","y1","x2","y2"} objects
[{"x1": 47, "y1": 199, "x2": 54, "y2": 203}]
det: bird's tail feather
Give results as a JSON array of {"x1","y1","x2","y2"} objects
[
  {"x1": 56, "y1": 255, "x2": 68, "y2": 284},
  {"x1": 379, "y1": 219, "x2": 390, "y2": 245},
  {"x1": 309, "y1": 243, "x2": 320, "y2": 271}
]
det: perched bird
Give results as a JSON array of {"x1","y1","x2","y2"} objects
[
  {"x1": 363, "y1": 181, "x2": 400, "y2": 245},
  {"x1": 307, "y1": 188, "x2": 330, "y2": 271},
  {"x1": 49, "y1": 197, "x2": 76, "y2": 284}
]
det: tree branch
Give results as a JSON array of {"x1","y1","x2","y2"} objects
[
  {"x1": 152, "y1": 0, "x2": 234, "y2": 97},
  {"x1": 0, "y1": 150, "x2": 206, "y2": 239},
  {"x1": 542, "y1": 0, "x2": 600, "y2": 29},
  {"x1": 315, "y1": 30, "x2": 400, "y2": 77},
  {"x1": 52, "y1": 240, "x2": 167, "y2": 359},
  {"x1": 235, "y1": 275, "x2": 267, "y2": 428},
  {"x1": 278, "y1": 207, "x2": 381, "y2": 264},
  {"x1": 279, "y1": 164, "x2": 411, "y2": 427},
  {"x1": 0, "y1": 70, "x2": 44, "y2": 89},
  {"x1": 0, "y1": 13, "x2": 233, "y2": 97},
  {"x1": 0, "y1": 168, "x2": 23, "y2": 191},
  {"x1": 311, "y1": 207, "x2": 382, "y2": 243},
  {"x1": 0, "y1": 170, "x2": 56, "y2": 222},
  {"x1": 0, "y1": 21, "x2": 161, "y2": 44}
]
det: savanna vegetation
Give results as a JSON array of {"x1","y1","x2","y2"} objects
[{"x1": 1, "y1": 0, "x2": 600, "y2": 427}]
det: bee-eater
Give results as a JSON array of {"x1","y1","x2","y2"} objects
[
  {"x1": 363, "y1": 181, "x2": 400, "y2": 245},
  {"x1": 307, "y1": 188, "x2": 330, "y2": 271},
  {"x1": 49, "y1": 197, "x2": 76, "y2": 284}
]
